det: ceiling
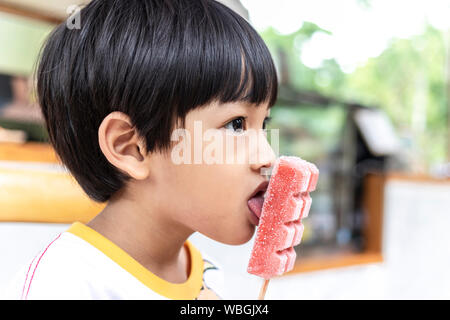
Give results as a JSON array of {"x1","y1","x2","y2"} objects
[{"x1": 0, "y1": 0, "x2": 248, "y2": 24}]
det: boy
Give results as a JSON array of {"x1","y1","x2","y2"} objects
[{"x1": 5, "y1": 0, "x2": 278, "y2": 299}]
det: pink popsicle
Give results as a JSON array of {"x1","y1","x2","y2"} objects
[{"x1": 247, "y1": 156, "x2": 319, "y2": 279}]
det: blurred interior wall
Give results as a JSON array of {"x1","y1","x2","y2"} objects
[{"x1": 218, "y1": 0, "x2": 249, "y2": 20}]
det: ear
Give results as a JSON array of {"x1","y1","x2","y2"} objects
[{"x1": 98, "y1": 111, "x2": 150, "y2": 180}]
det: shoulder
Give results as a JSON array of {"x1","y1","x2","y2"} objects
[{"x1": 4, "y1": 232, "x2": 108, "y2": 299}]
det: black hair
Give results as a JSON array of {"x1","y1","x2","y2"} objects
[{"x1": 36, "y1": 0, "x2": 278, "y2": 203}]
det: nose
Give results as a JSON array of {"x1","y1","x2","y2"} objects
[{"x1": 249, "y1": 129, "x2": 277, "y2": 176}]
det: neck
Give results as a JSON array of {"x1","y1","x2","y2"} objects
[{"x1": 86, "y1": 187, "x2": 194, "y2": 283}]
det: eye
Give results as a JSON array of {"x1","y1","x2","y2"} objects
[
  {"x1": 224, "y1": 116, "x2": 246, "y2": 133},
  {"x1": 263, "y1": 116, "x2": 272, "y2": 130}
]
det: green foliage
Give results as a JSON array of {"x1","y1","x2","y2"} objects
[
  {"x1": 261, "y1": 21, "x2": 448, "y2": 167},
  {"x1": 343, "y1": 25, "x2": 447, "y2": 165},
  {"x1": 267, "y1": 105, "x2": 346, "y2": 161},
  {"x1": 262, "y1": 23, "x2": 338, "y2": 92}
]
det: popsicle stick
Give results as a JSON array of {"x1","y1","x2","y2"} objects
[{"x1": 258, "y1": 279, "x2": 270, "y2": 300}]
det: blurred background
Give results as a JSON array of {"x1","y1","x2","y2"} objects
[{"x1": 0, "y1": 0, "x2": 449, "y2": 299}]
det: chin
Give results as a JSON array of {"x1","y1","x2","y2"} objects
[
  {"x1": 199, "y1": 218, "x2": 257, "y2": 245},
  {"x1": 221, "y1": 223, "x2": 256, "y2": 245}
]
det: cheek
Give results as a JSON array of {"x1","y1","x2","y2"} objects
[
  {"x1": 158, "y1": 150, "x2": 255, "y2": 244},
  {"x1": 181, "y1": 165, "x2": 241, "y2": 213},
  {"x1": 179, "y1": 164, "x2": 255, "y2": 244},
  {"x1": 163, "y1": 111, "x2": 261, "y2": 244}
]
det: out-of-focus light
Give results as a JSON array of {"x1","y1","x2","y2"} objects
[{"x1": 241, "y1": 0, "x2": 450, "y2": 71}]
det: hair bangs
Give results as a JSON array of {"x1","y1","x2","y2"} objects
[{"x1": 174, "y1": 0, "x2": 278, "y2": 125}]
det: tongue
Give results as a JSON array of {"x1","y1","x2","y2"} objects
[{"x1": 248, "y1": 195, "x2": 265, "y2": 219}]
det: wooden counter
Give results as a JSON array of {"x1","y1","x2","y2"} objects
[
  {"x1": 0, "y1": 142, "x2": 59, "y2": 163},
  {"x1": 0, "y1": 142, "x2": 105, "y2": 223}
]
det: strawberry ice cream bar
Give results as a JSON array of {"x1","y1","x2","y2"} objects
[{"x1": 247, "y1": 156, "x2": 319, "y2": 279}]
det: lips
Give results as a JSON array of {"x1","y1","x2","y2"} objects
[{"x1": 247, "y1": 181, "x2": 269, "y2": 221}]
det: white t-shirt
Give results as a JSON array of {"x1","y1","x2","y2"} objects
[{"x1": 2, "y1": 222, "x2": 224, "y2": 300}]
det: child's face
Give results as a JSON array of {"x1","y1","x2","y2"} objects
[{"x1": 147, "y1": 101, "x2": 276, "y2": 245}]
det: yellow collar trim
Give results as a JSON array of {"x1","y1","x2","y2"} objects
[{"x1": 67, "y1": 222, "x2": 204, "y2": 300}]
